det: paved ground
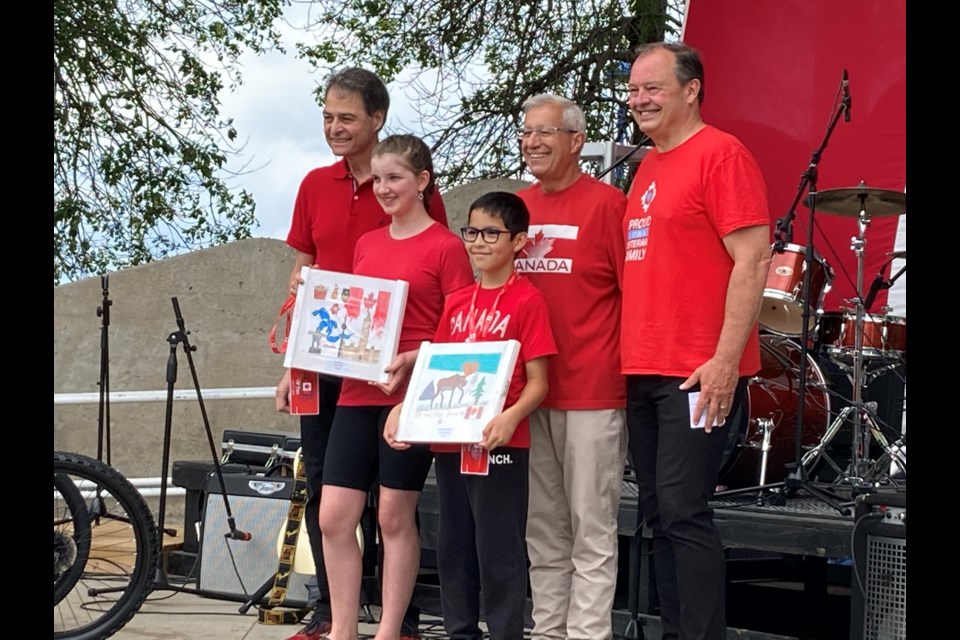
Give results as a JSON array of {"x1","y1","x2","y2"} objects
[{"x1": 110, "y1": 593, "x2": 455, "y2": 640}]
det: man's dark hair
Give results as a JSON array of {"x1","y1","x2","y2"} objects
[
  {"x1": 634, "y1": 42, "x2": 705, "y2": 105},
  {"x1": 468, "y1": 191, "x2": 530, "y2": 238},
  {"x1": 324, "y1": 67, "x2": 390, "y2": 126}
]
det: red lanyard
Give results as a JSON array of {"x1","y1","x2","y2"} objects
[
  {"x1": 465, "y1": 273, "x2": 517, "y2": 342},
  {"x1": 269, "y1": 294, "x2": 297, "y2": 354}
]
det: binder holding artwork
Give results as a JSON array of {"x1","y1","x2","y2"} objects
[
  {"x1": 283, "y1": 267, "x2": 409, "y2": 384},
  {"x1": 396, "y1": 340, "x2": 521, "y2": 444}
]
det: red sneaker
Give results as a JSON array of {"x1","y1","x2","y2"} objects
[{"x1": 285, "y1": 616, "x2": 332, "y2": 640}]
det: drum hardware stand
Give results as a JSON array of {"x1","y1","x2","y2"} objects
[
  {"x1": 726, "y1": 70, "x2": 855, "y2": 514},
  {"x1": 802, "y1": 399, "x2": 906, "y2": 487},
  {"x1": 754, "y1": 418, "x2": 775, "y2": 493},
  {"x1": 800, "y1": 203, "x2": 906, "y2": 491},
  {"x1": 717, "y1": 416, "x2": 775, "y2": 507}
]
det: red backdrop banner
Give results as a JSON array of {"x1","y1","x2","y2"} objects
[{"x1": 683, "y1": 0, "x2": 906, "y2": 311}]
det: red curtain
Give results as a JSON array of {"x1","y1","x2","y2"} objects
[{"x1": 683, "y1": 0, "x2": 906, "y2": 311}]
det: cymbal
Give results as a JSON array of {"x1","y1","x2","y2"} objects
[
  {"x1": 888, "y1": 250, "x2": 906, "y2": 260},
  {"x1": 807, "y1": 186, "x2": 906, "y2": 217}
]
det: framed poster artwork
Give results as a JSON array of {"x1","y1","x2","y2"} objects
[
  {"x1": 283, "y1": 267, "x2": 409, "y2": 384},
  {"x1": 396, "y1": 339, "x2": 521, "y2": 444}
]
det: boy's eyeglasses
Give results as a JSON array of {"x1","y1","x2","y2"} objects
[{"x1": 460, "y1": 227, "x2": 510, "y2": 243}]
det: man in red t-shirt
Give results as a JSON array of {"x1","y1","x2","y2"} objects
[
  {"x1": 515, "y1": 94, "x2": 628, "y2": 640},
  {"x1": 621, "y1": 43, "x2": 771, "y2": 640},
  {"x1": 274, "y1": 68, "x2": 446, "y2": 640}
]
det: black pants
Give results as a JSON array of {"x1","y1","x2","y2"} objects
[
  {"x1": 625, "y1": 376, "x2": 748, "y2": 640},
  {"x1": 435, "y1": 448, "x2": 529, "y2": 640},
  {"x1": 299, "y1": 377, "x2": 420, "y2": 631}
]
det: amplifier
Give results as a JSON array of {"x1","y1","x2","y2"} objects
[
  {"x1": 198, "y1": 472, "x2": 312, "y2": 607},
  {"x1": 849, "y1": 491, "x2": 907, "y2": 640}
]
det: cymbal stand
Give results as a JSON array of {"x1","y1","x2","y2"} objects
[{"x1": 801, "y1": 204, "x2": 906, "y2": 488}]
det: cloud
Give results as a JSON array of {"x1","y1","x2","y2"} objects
[{"x1": 218, "y1": 42, "x2": 335, "y2": 241}]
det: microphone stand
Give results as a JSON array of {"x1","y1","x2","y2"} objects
[
  {"x1": 717, "y1": 71, "x2": 854, "y2": 514},
  {"x1": 87, "y1": 296, "x2": 254, "y2": 599},
  {"x1": 96, "y1": 275, "x2": 113, "y2": 465},
  {"x1": 150, "y1": 298, "x2": 251, "y2": 593}
]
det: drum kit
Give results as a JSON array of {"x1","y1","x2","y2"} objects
[{"x1": 720, "y1": 183, "x2": 907, "y2": 495}]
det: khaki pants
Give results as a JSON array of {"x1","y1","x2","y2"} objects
[{"x1": 526, "y1": 408, "x2": 628, "y2": 640}]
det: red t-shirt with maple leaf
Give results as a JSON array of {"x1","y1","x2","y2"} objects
[
  {"x1": 516, "y1": 174, "x2": 627, "y2": 410},
  {"x1": 337, "y1": 223, "x2": 475, "y2": 406}
]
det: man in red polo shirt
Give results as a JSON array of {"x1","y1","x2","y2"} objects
[{"x1": 275, "y1": 67, "x2": 447, "y2": 640}]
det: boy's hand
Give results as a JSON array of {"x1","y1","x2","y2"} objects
[
  {"x1": 383, "y1": 404, "x2": 410, "y2": 450},
  {"x1": 480, "y1": 413, "x2": 520, "y2": 451}
]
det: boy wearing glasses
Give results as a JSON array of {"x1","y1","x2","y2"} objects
[
  {"x1": 516, "y1": 94, "x2": 628, "y2": 640},
  {"x1": 385, "y1": 191, "x2": 557, "y2": 640}
]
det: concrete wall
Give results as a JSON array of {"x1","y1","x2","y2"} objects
[
  {"x1": 53, "y1": 178, "x2": 532, "y2": 490},
  {"x1": 54, "y1": 238, "x2": 301, "y2": 482}
]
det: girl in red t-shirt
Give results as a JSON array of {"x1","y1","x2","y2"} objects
[{"x1": 318, "y1": 135, "x2": 474, "y2": 640}]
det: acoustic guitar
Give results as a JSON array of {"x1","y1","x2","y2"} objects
[{"x1": 276, "y1": 448, "x2": 364, "y2": 575}]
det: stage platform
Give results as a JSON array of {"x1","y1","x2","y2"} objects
[
  {"x1": 165, "y1": 459, "x2": 905, "y2": 639},
  {"x1": 415, "y1": 472, "x2": 906, "y2": 640}
]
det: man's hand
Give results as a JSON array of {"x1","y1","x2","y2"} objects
[
  {"x1": 288, "y1": 251, "x2": 315, "y2": 298},
  {"x1": 680, "y1": 356, "x2": 738, "y2": 433},
  {"x1": 275, "y1": 369, "x2": 292, "y2": 413}
]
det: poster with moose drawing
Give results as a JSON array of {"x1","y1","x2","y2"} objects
[
  {"x1": 396, "y1": 339, "x2": 521, "y2": 443},
  {"x1": 283, "y1": 267, "x2": 409, "y2": 383}
]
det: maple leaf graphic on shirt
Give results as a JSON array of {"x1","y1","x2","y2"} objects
[{"x1": 522, "y1": 230, "x2": 554, "y2": 258}]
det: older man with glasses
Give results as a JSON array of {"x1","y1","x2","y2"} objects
[{"x1": 515, "y1": 93, "x2": 629, "y2": 640}]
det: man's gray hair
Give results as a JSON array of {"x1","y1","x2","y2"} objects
[{"x1": 521, "y1": 94, "x2": 586, "y2": 132}]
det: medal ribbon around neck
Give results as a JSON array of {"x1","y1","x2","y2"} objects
[{"x1": 465, "y1": 273, "x2": 517, "y2": 342}]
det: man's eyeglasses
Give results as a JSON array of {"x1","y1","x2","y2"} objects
[
  {"x1": 517, "y1": 127, "x2": 579, "y2": 140},
  {"x1": 460, "y1": 227, "x2": 510, "y2": 243}
]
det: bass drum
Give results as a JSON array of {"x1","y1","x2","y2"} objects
[{"x1": 719, "y1": 335, "x2": 831, "y2": 490}]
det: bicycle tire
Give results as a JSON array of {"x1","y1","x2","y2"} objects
[
  {"x1": 54, "y1": 471, "x2": 92, "y2": 605},
  {"x1": 53, "y1": 451, "x2": 159, "y2": 640}
]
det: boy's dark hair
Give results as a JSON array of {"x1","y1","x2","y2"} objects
[{"x1": 468, "y1": 191, "x2": 530, "y2": 238}]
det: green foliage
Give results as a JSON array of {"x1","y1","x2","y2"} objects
[
  {"x1": 53, "y1": 0, "x2": 287, "y2": 284},
  {"x1": 295, "y1": 0, "x2": 682, "y2": 189}
]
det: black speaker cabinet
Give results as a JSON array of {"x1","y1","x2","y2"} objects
[
  {"x1": 850, "y1": 491, "x2": 907, "y2": 640},
  {"x1": 198, "y1": 472, "x2": 312, "y2": 606}
]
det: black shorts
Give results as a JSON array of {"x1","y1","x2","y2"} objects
[{"x1": 322, "y1": 404, "x2": 434, "y2": 492}]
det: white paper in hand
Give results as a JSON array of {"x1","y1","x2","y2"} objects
[{"x1": 688, "y1": 391, "x2": 721, "y2": 429}]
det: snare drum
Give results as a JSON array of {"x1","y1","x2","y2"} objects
[
  {"x1": 817, "y1": 312, "x2": 907, "y2": 358},
  {"x1": 759, "y1": 244, "x2": 834, "y2": 337}
]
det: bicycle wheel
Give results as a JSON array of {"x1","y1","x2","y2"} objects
[
  {"x1": 54, "y1": 471, "x2": 92, "y2": 605},
  {"x1": 53, "y1": 451, "x2": 159, "y2": 640}
]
